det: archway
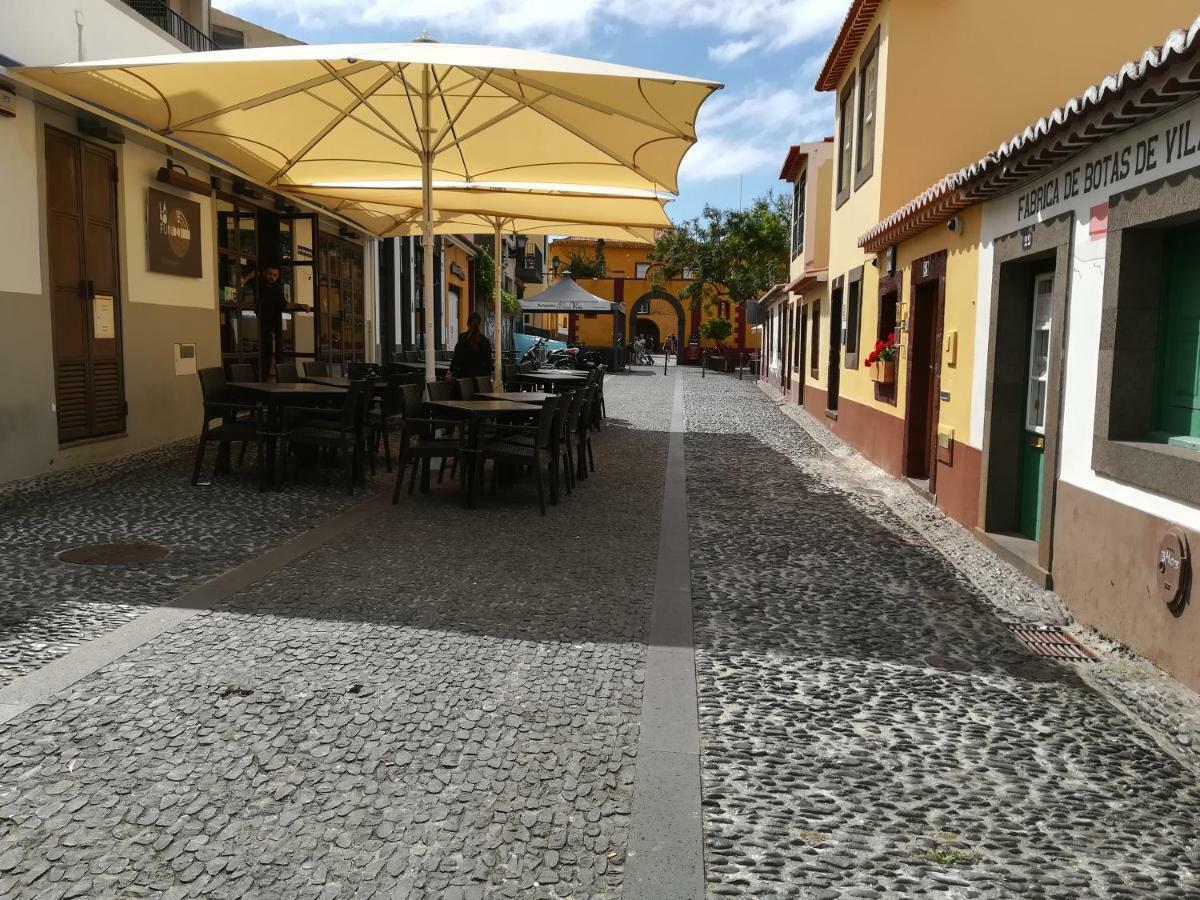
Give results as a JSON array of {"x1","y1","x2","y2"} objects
[
  {"x1": 630, "y1": 289, "x2": 686, "y2": 354},
  {"x1": 634, "y1": 318, "x2": 661, "y2": 348}
]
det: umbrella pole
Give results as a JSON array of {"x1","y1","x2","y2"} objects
[
  {"x1": 494, "y1": 222, "x2": 503, "y2": 389},
  {"x1": 421, "y1": 65, "x2": 436, "y2": 383}
]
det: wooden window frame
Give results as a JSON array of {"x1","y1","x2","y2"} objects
[
  {"x1": 836, "y1": 76, "x2": 856, "y2": 209},
  {"x1": 791, "y1": 170, "x2": 807, "y2": 260},
  {"x1": 854, "y1": 28, "x2": 881, "y2": 191},
  {"x1": 844, "y1": 265, "x2": 864, "y2": 368}
]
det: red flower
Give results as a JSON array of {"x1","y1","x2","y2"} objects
[{"x1": 887, "y1": 332, "x2": 896, "y2": 344}]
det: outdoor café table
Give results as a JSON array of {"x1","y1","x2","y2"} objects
[
  {"x1": 302, "y1": 374, "x2": 386, "y2": 396},
  {"x1": 393, "y1": 361, "x2": 451, "y2": 375},
  {"x1": 517, "y1": 372, "x2": 589, "y2": 391},
  {"x1": 476, "y1": 391, "x2": 554, "y2": 404},
  {"x1": 426, "y1": 399, "x2": 540, "y2": 508},
  {"x1": 228, "y1": 381, "x2": 347, "y2": 489}
]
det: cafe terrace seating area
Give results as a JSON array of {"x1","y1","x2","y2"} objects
[{"x1": 191, "y1": 356, "x2": 608, "y2": 516}]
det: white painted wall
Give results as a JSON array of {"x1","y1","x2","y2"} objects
[
  {"x1": 0, "y1": 0, "x2": 187, "y2": 65},
  {"x1": 0, "y1": 94, "x2": 42, "y2": 296},
  {"x1": 979, "y1": 97, "x2": 1200, "y2": 531},
  {"x1": 120, "y1": 141, "x2": 215, "y2": 309}
]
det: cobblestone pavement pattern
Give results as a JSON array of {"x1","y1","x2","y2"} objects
[
  {"x1": 0, "y1": 373, "x2": 673, "y2": 899},
  {"x1": 685, "y1": 374, "x2": 1200, "y2": 899},
  {"x1": 0, "y1": 442, "x2": 389, "y2": 684},
  {"x1": 3, "y1": 368, "x2": 1200, "y2": 899}
]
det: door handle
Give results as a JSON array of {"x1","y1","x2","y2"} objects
[{"x1": 82, "y1": 279, "x2": 95, "y2": 301}]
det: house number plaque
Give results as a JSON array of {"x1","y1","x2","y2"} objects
[{"x1": 1157, "y1": 527, "x2": 1191, "y2": 608}]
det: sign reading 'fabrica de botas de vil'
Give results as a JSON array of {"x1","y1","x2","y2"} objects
[{"x1": 148, "y1": 188, "x2": 202, "y2": 277}]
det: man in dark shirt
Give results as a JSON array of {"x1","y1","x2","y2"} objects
[{"x1": 258, "y1": 264, "x2": 286, "y2": 372}]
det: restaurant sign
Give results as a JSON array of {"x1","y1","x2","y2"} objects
[{"x1": 148, "y1": 188, "x2": 203, "y2": 277}]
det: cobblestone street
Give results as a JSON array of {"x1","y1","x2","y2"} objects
[{"x1": 0, "y1": 369, "x2": 1197, "y2": 898}]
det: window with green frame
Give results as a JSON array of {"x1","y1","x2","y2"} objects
[{"x1": 1152, "y1": 225, "x2": 1200, "y2": 450}]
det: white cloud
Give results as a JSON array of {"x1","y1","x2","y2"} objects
[
  {"x1": 217, "y1": 0, "x2": 848, "y2": 57},
  {"x1": 707, "y1": 39, "x2": 758, "y2": 65},
  {"x1": 679, "y1": 79, "x2": 833, "y2": 183}
]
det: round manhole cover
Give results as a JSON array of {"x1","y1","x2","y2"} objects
[{"x1": 57, "y1": 542, "x2": 171, "y2": 566}]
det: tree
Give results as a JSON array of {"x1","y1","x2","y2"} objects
[
  {"x1": 648, "y1": 193, "x2": 790, "y2": 314},
  {"x1": 473, "y1": 246, "x2": 521, "y2": 316},
  {"x1": 565, "y1": 247, "x2": 606, "y2": 279},
  {"x1": 699, "y1": 317, "x2": 734, "y2": 346}
]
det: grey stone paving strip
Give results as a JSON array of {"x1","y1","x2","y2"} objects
[
  {"x1": 0, "y1": 492, "x2": 390, "y2": 724},
  {"x1": 625, "y1": 372, "x2": 705, "y2": 900}
]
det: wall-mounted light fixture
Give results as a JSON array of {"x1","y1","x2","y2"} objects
[{"x1": 156, "y1": 160, "x2": 213, "y2": 197}]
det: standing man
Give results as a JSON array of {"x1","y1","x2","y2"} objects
[{"x1": 243, "y1": 262, "x2": 307, "y2": 378}]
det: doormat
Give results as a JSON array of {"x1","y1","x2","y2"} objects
[
  {"x1": 1007, "y1": 624, "x2": 1097, "y2": 662},
  {"x1": 57, "y1": 542, "x2": 171, "y2": 566}
]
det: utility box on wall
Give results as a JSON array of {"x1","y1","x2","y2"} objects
[{"x1": 937, "y1": 425, "x2": 954, "y2": 465}]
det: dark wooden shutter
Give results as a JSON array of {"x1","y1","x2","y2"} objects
[{"x1": 44, "y1": 128, "x2": 126, "y2": 442}]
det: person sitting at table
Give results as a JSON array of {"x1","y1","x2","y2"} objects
[{"x1": 445, "y1": 311, "x2": 493, "y2": 382}]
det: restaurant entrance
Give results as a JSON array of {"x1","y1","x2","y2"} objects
[{"x1": 216, "y1": 197, "x2": 318, "y2": 379}]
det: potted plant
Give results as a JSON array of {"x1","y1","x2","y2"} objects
[
  {"x1": 866, "y1": 333, "x2": 898, "y2": 384},
  {"x1": 699, "y1": 317, "x2": 735, "y2": 371}
]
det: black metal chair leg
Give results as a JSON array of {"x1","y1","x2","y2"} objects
[
  {"x1": 534, "y1": 450, "x2": 546, "y2": 516},
  {"x1": 392, "y1": 444, "x2": 409, "y2": 504},
  {"x1": 191, "y1": 431, "x2": 208, "y2": 486}
]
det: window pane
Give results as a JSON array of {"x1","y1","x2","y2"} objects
[
  {"x1": 858, "y1": 53, "x2": 877, "y2": 172},
  {"x1": 838, "y1": 89, "x2": 854, "y2": 192}
]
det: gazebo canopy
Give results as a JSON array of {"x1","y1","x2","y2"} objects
[{"x1": 519, "y1": 277, "x2": 625, "y2": 314}]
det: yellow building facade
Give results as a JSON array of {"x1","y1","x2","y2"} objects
[
  {"x1": 547, "y1": 238, "x2": 760, "y2": 362},
  {"x1": 793, "y1": 0, "x2": 1200, "y2": 527}
]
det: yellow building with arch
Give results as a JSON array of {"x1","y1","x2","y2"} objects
[{"x1": 545, "y1": 238, "x2": 760, "y2": 362}]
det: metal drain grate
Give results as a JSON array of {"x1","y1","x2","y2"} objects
[
  {"x1": 1008, "y1": 624, "x2": 1097, "y2": 662},
  {"x1": 57, "y1": 542, "x2": 171, "y2": 566}
]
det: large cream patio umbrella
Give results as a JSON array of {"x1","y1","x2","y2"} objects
[
  {"x1": 14, "y1": 42, "x2": 718, "y2": 378},
  {"x1": 289, "y1": 181, "x2": 667, "y2": 381},
  {"x1": 290, "y1": 181, "x2": 667, "y2": 383}
]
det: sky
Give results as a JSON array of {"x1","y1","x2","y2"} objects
[{"x1": 215, "y1": 0, "x2": 848, "y2": 223}]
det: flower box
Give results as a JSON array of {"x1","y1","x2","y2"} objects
[{"x1": 871, "y1": 360, "x2": 895, "y2": 384}]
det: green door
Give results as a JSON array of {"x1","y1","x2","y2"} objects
[
  {"x1": 1018, "y1": 273, "x2": 1053, "y2": 541},
  {"x1": 1155, "y1": 228, "x2": 1200, "y2": 450}
]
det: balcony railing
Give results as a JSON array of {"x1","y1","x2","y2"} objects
[
  {"x1": 121, "y1": 0, "x2": 216, "y2": 52},
  {"x1": 516, "y1": 245, "x2": 544, "y2": 285}
]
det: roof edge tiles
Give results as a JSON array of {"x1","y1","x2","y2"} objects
[
  {"x1": 858, "y1": 14, "x2": 1200, "y2": 252},
  {"x1": 816, "y1": 0, "x2": 883, "y2": 92}
]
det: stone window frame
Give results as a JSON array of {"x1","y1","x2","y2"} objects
[
  {"x1": 844, "y1": 265, "x2": 864, "y2": 368},
  {"x1": 874, "y1": 269, "x2": 903, "y2": 407},
  {"x1": 854, "y1": 28, "x2": 881, "y2": 192},
  {"x1": 977, "y1": 213, "x2": 1072, "y2": 575},
  {"x1": 835, "y1": 76, "x2": 856, "y2": 209},
  {"x1": 1093, "y1": 168, "x2": 1200, "y2": 507}
]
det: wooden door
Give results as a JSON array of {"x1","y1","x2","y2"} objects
[
  {"x1": 827, "y1": 286, "x2": 842, "y2": 411},
  {"x1": 905, "y1": 282, "x2": 937, "y2": 479},
  {"x1": 45, "y1": 128, "x2": 125, "y2": 443},
  {"x1": 797, "y1": 302, "x2": 807, "y2": 403}
]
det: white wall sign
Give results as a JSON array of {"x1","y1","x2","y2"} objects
[
  {"x1": 174, "y1": 342, "x2": 197, "y2": 376},
  {"x1": 92, "y1": 294, "x2": 115, "y2": 339}
]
